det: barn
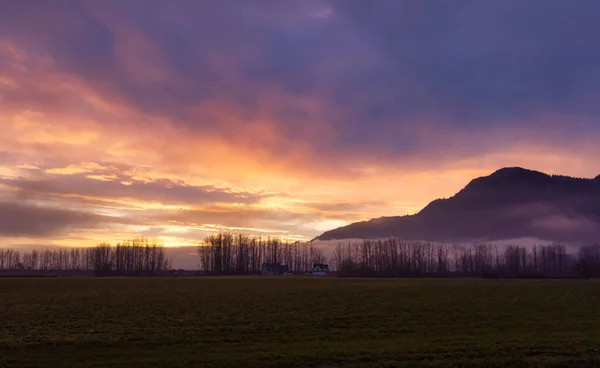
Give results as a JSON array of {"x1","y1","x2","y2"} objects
[{"x1": 312, "y1": 263, "x2": 329, "y2": 276}]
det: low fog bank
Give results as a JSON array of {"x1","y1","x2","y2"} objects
[
  {"x1": 310, "y1": 237, "x2": 589, "y2": 266},
  {"x1": 167, "y1": 237, "x2": 594, "y2": 270}
]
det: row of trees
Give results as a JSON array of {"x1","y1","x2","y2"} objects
[
  {"x1": 3, "y1": 233, "x2": 599, "y2": 279},
  {"x1": 197, "y1": 233, "x2": 326, "y2": 275},
  {"x1": 0, "y1": 238, "x2": 172, "y2": 276},
  {"x1": 197, "y1": 233, "x2": 600, "y2": 278},
  {"x1": 332, "y1": 239, "x2": 600, "y2": 278}
]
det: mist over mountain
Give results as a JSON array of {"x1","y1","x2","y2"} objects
[{"x1": 314, "y1": 167, "x2": 600, "y2": 243}]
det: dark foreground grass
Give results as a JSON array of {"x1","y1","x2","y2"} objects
[{"x1": 1, "y1": 278, "x2": 600, "y2": 368}]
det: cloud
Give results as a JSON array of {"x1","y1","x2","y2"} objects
[
  {"x1": 331, "y1": 1, "x2": 600, "y2": 121},
  {"x1": 1, "y1": 1, "x2": 600, "y2": 245},
  {"x1": 0, "y1": 201, "x2": 123, "y2": 237},
  {"x1": 0, "y1": 172, "x2": 266, "y2": 207},
  {"x1": 3, "y1": 2, "x2": 600, "y2": 177}
]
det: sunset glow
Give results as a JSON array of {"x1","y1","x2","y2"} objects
[{"x1": 1, "y1": 1, "x2": 600, "y2": 248}]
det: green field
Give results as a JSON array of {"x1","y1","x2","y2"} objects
[{"x1": 1, "y1": 278, "x2": 600, "y2": 367}]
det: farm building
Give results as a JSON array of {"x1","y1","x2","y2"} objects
[
  {"x1": 261, "y1": 263, "x2": 289, "y2": 275},
  {"x1": 312, "y1": 263, "x2": 329, "y2": 276}
]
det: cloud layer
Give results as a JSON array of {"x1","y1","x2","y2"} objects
[{"x1": 1, "y1": 1, "x2": 599, "y2": 247}]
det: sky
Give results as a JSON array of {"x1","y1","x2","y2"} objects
[{"x1": 1, "y1": 0, "x2": 600, "y2": 249}]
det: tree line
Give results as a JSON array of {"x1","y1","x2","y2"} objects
[
  {"x1": 3, "y1": 233, "x2": 599, "y2": 279},
  {"x1": 0, "y1": 238, "x2": 171, "y2": 276},
  {"x1": 197, "y1": 233, "x2": 325, "y2": 275},
  {"x1": 197, "y1": 233, "x2": 600, "y2": 278},
  {"x1": 332, "y1": 239, "x2": 600, "y2": 279}
]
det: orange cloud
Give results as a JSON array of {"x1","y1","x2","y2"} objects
[{"x1": 1, "y1": 27, "x2": 600, "y2": 250}]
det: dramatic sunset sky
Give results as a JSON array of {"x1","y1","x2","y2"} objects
[{"x1": 1, "y1": 0, "x2": 600, "y2": 248}]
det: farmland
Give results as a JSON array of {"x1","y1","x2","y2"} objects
[{"x1": 1, "y1": 278, "x2": 600, "y2": 367}]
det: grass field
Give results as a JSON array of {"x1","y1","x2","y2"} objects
[{"x1": 1, "y1": 278, "x2": 600, "y2": 368}]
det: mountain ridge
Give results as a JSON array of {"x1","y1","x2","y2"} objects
[{"x1": 313, "y1": 167, "x2": 600, "y2": 243}]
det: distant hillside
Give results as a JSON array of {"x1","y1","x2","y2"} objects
[{"x1": 314, "y1": 167, "x2": 600, "y2": 243}]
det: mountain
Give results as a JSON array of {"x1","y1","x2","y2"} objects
[{"x1": 314, "y1": 167, "x2": 600, "y2": 243}]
